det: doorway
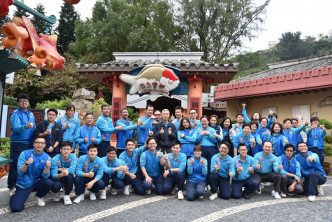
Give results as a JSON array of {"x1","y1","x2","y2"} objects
[{"x1": 147, "y1": 96, "x2": 181, "y2": 116}]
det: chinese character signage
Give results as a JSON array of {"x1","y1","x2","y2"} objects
[
  {"x1": 111, "y1": 97, "x2": 122, "y2": 141},
  {"x1": 189, "y1": 97, "x2": 201, "y2": 119}
]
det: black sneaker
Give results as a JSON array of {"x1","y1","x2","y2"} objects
[{"x1": 243, "y1": 191, "x2": 250, "y2": 199}]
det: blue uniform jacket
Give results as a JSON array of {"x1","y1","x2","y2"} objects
[
  {"x1": 233, "y1": 132, "x2": 255, "y2": 151},
  {"x1": 306, "y1": 127, "x2": 327, "y2": 149},
  {"x1": 283, "y1": 125, "x2": 305, "y2": 148},
  {"x1": 265, "y1": 133, "x2": 286, "y2": 157},
  {"x1": 187, "y1": 156, "x2": 207, "y2": 183},
  {"x1": 190, "y1": 119, "x2": 201, "y2": 132},
  {"x1": 51, "y1": 153, "x2": 77, "y2": 180},
  {"x1": 137, "y1": 116, "x2": 154, "y2": 145},
  {"x1": 233, "y1": 155, "x2": 258, "y2": 181},
  {"x1": 254, "y1": 151, "x2": 280, "y2": 174},
  {"x1": 10, "y1": 108, "x2": 35, "y2": 144},
  {"x1": 195, "y1": 126, "x2": 217, "y2": 147},
  {"x1": 242, "y1": 108, "x2": 273, "y2": 129},
  {"x1": 34, "y1": 120, "x2": 63, "y2": 153},
  {"x1": 116, "y1": 118, "x2": 137, "y2": 149},
  {"x1": 210, "y1": 154, "x2": 235, "y2": 178},
  {"x1": 140, "y1": 149, "x2": 164, "y2": 177},
  {"x1": 96, "y1": 115, "x2": 116, "y2": 142},
  {"x1": 165, "y1": 153, "x2": 187, "y2": 174},
  {"x1": 119, "y1": 145, "x2": 146, "y2": 174},
  {"x1": 57, "y1": 116, "x2": 80, "y2": 148},
  {"x1": 172, "y1": 119, "x2": 181, "y2": 130},
  {"x1": 76, "y1": 155, "x2": 104, "y2": 180},
  {"x1": 251, "y1": 130, "x2": 262, "y2": 155},
  {"x1": 177, "y1": 128, "x2": 196, "y2": 156},
  {"x1": 278, "y1": 155, "x2": 302, "y2": 179},
  {"x1": 101, "y1": 157, "x2": 124, "y2": 179},
  {"x1": 17, "y1": 149, "x2": 50, "y2": 189},
  {"x1": 295, "y1": 151, "x2": 326, "y2": 178},
  {"x1": 75, "y1": 125, "x2": 101, "y2": 153},
  {"x1": 256, "y1": 126, "x2": 271, "y2": 152}
]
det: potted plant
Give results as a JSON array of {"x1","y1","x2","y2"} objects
[
  {"x1": 323, "y1": 144, "x2": 332, "y2": 175},
  {"x1": 0, "y1": 137, "x2": 11, "y2": 178}
]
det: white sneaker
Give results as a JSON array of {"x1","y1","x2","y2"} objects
[
  {"x1": 255, "y1": 183, "x2": 264, "y2": 194},
  {"x1": 308, "y1": 195, "x2": 316, "y2": 202},
  {"x1": 271, "y1": 190, "x2": 281, "y2": 199},
  {"x1": 318, "y1": 186, "x2": 324, "y2": 196},
  {"x1": 90, "y1": 191, "x2": 96, "y2": 200},
  {"x1": 123, "y1": 185, "x2": 130, "y2": 196},
  {"x1": 64, "y1": 195, "x2": 72, "y2": 205},
  {"x1": 170, "y1": 187, "x2": 176, "y2": 195},
  {"x1": 146, "y1": 189, "x2": 151, "y2": 195},
  {"x1": 100, "y1": 189, "x2": 107, "y2": 200},
  {"x1": 110, "y1": 188, "x2": 118, "y2": 196},
  {"x1": 178, "y1": 191, "x2": 184, "y2": 200},
  {"x1": 35, "y1": 196, "x2": 46, "y2": 207},
  {"x1": 209, "y1": 193, "x2": 218, "y2": 201},
  {"x1": 53, "y1": 192, "x2": 61, "y2": 201},
  {"x1": 264, "y1": 182, "x2": 273, "y2": 187},
  {"x1": 198, "y1": 195, "x2": 204, "y2": 199},
  {"x1": 280, "y1": 192, "x2": 287, "y2": 198},
  {"x1": 9, "y1": 188, "x2": 16, "y2": 197},
  {"x1": 74, "y1": 194, "x2": 84, "y2": 204}
]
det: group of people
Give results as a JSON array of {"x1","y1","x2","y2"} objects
[{"x1": 7, "y1": 94, "x2": 328, "y2": 212}]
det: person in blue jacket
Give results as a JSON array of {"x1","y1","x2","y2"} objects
[
  {"x1": 306, "y1": 116, "x2": 328, "y2": 165},
  {"x1": 116, "y1": 108, "x2": 143, "y2": 156},
  {"x1": 119, "y1": 138, "x2": 147, "y2": 196},
  {"x1": 96, "y1": 105, "x2": 123, "y2": 157},
  {"x1": 137, "y1": 105, "x2": 155, "y2": 146},
  {"x1": 283, "y1": 116, "x2": 306, "y2": 150},
  {"x1": 264, "y1": 122, "x2": 288, "y2": 157},
  {"x1": 140, "y1": 137, "x2": 165, "y2": 195},
  {"x1": 34, "y1": 108, "x2": 63, "y2": 158},
  {"x1": 186, "y1": 145, "x2": 208, "y2": 201},
  {"x1": 232, "y1": 143, "x2": 260, "y2": 199},
  {"x1": 278, "y1": 144, "x2": 303, "y2": 197},
  {"x1": 291, "y1": 118, "x2": 304, "y2": 146},
  {"x1": 76, "y1": 113, "x2": 101, "y2": 157},
  {"x1": 177, "y1": 117, "x2": 196, "y2": 157},
  {"x1": 296, "y1": 142, "x2": 326, "y2": 202},
  {"x1": 57, "y1": 104, "x2": 80, "y2": 149},
  {"x1": 10, "y1": 137, "x2": 53, "y2": 212},
  {"x1": 209, "y1": 142, "x2": 235, "y2": 200},
  {"x1": 8, "y1": 94, "x2": 36, "y2": 194},
  {"x1": 163, "y1": 140, "x2": 187, "y2": 200},
  {"x1": 232, "y1": 113, "x2": 245, "y2": 135},
  {"x1": 189, "y1": 109, "x2": 201, "y2": 131},
  {"x1": 253, "y1": 141, "x2": 283, "y2": 199},
  {"x1": 209, "y1": 114, "x2": 223, "y2": 148},
  {"x1": 50, "y1": 141, "x2": 77, "y2": 205},
  {"x1": 255, "y1": 117, "x2": 271, "y2": 153},
  {"x1": 152, "y1": 110, "x2": 162, "y2": 131},
  {"x1": 233, "y1": 123, "x2": 256, "y2": 157},
  {"x1": 74, "y1": 144, "x2": 105, "y2": 203},
  {"x1": 100, "y1": 146, "x2": 126, "y2": 199},
  {"x1": 242, "y1": 103, "x2": 273, "y2": 128},
  {"x1": 172, "y1": 106, "x2": 183, "y2": 130},
  {"x1": 249, "y1": 121, "x2": 262, "y2": 156},
  {"x1": 220, "y1": 117, "x2": 236, "y2": 157}
]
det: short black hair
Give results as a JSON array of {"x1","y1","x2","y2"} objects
[
  {"x1": 34, "y1": 136, "x2": 46, "y2": 142},
  {"x1": 175, "y1": 106, "x2": 184, "y2": 112},
  {"x1": 200, "y1": 115, "x2": 208, "y2": 121},
  {"x1": 146, "y1": 104, "x2": 154, "y2": 110},
  {"x1": 66, "y1": 104, "x2": 76, "y2": 112},
  {"x1": 297, "y1": 142, "x2": 307, "y2": 148},
  {"x1": 87, "y1": 143, "x2": 98, "y2": 151},
  {"x1": 101, "y1": 105, "x2": 110, "y2": 111},
  {"x1": 249, "y1": 121, "x2": 258, "y2": 129},
  {"x1": 284, "y1": 144, "x2": 295, "y2": 151},
  {"x1": 106, "y1": 146, "x2": 117, "y2": 153},
  {"x1": 220, "y1": 141, "x2": 230, "y2": 149},
  {"x1": 146, "y1": 137, "x2": 157, "y2": 145},
  {"x1": 238, "y1": 142, "x2": 247, "y2": 150},
  {"x1": 17, "y1": 93, "x2": 29, "y2": 101},
  {"x1": 85, "y1": 113, "x2": 93, "y2": 118},
  {"x1": 171, "y1": 140, "x2": 181, "y2": 148},
  {"x1": 310, "y1": 116, "x2": 319, "y2": 123},
  {"x1": 61, "y1": 141, "x2": 73, "y2": 148},
  {"x1": 236, "y1": 113, "x2": 244, "y2": 118},
  {"x1": 263, "y1": 141, "x2": 273, "y2": 147},
  {"x1": 47, "y1": 108, "x2": 58, "y2": 116},
  {"x1": 126, "y1": 138, "x2": 135, "y2": 146},
  {"x1": 273, "y1": 113, "x2": 278, "y2": 119},
  {"x1": 283, "y1": 118, "x2": 292, "y2": 124},
  {"x1": 242, "y1": 123, "x2": 251, "y2": 129}
]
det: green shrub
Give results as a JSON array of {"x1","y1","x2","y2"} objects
[
  {"x1": 128, "y1": 107, "x2": 139, "y2": 124},
  {"x1": 35, "y1": 98, "x2": 72, "y2": 110},
  {"x1": 3, "y1": 96, "x2": 17, "y2": 106},
  {"x1": 0, "y1": 137, "x2": 10, "y2": 158},
  {"x1": 324, "y1": 136, "x2": 332, "y2": 144},
  {"x1": 92, "y1": 98, "x2": 109, "y2": 111},
  {"x1": 324, "y1": 144, "x2": 332, "y2": 156},
  {"x1": 320, "y1": 119, "x2": 332, "y2": 130}
]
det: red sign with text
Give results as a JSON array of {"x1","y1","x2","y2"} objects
[
  {"x1": 111, "y1": 97, "x2": 122, "y2": 141},
  {"x1": 189, "y1": 97, "x2": 201, "y2": 119}
]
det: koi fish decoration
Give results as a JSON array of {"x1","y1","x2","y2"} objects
[
  {"x1": 120, "y1": 64, "x2": 180, "y2": 101},
  {"x1": 0, "y1": 0, "x2": 13, "y2": 18},
  {"x1": 63, "y1": 0, "x2": 81, "y2": 4}
]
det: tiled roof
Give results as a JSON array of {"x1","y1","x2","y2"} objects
[{"x1": 231, "y1": 54, "x2": 332, "y2": 83}]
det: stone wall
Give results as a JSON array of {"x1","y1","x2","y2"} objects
[{"x1": 72, "y1": 88, "x2": 96, "y2": 125}]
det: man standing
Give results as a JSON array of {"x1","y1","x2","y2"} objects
[
  {"x1": 137, "y1": 105, "x2": 155, "y2": 146},
  {"x1": 116, "y1": 108, "x2": 143, "y2": 156},
  {"x1": 97, "y1": 105, "x2": 123, "y2": 157},
  {"x1": 10, "y1": 137, "x2": 53, "y2": 212},
  {"x1": 57, "y1": 104, "x2": 80, "y2": 149},
  {"x1": 172, "y1": 106, "x2": 183, "y2": 130},
  {"x1": 253, "y1": 141, "x2": 283, "y2": 199},
  {"x1": 296, "y1": 142, "x2": 326, "y2": 202},
  {"x1": 189, "y1": 109, "x2": 201, "y2": 131},
  {"x1": 153, "y1": 109, "x2": 177, "y2": 153},
  {"x1": 34, "y1": 108, "x2": 63, "y2": 158},
  {"x1": 306, "y1": 117, "x2": 327, "y2": 165},
  {"x1": 8, "y1": 94, "x2": 36, "y2": 194},
  {"x1": 152, "y1": 110, "x2": 162, "y2": 131}
]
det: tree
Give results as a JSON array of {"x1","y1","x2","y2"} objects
[
  {"x1": 70, "y1": 0, "x2": 182, "y2": 63},
  {"x1": 56, "y1": 2, "x2": 79, "y2": 54},
  {"x1": 13, "y1": 6, "x2": 30, "y2": 18},
  {"x1": 0, "y1": 15, "x2": 11, "y2": 38},
  {"x1": 176, "y1": 0, "x2": 270, "y2": 62},
  {"x1": 31, "y1": 3, "x2": 47, "y2": 34}
]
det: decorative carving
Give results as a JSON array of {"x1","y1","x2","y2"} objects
[{"x1": 318, "y1": 95, "x2": 332, "y2": 107}]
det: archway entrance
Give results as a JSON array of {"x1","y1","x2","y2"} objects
[{"x1": 147, "y1": 96, "x2": 181, "y2": 116}]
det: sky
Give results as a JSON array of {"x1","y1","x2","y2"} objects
[{"x1": 7, "y1": 0, "x2": 332, "y2": 52}]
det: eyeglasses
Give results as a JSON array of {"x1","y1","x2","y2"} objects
[
  {"x1": 62, "y1": 148, "x2": 72, "y2": 151},
  {"x1": 148, "y1": 143, "x2": 156, "y2": 145},
  {"x1": 18, "y1": 99, "x2": 29, "y2": 103},
  {"x1": 239, "y1": 149, "x2": 247, "y2": 152},
  {"x1": 107, "y1": 152, "x2": 117, "y2": 155},
  {"x1": 190, "y1": 112, "x2": 196, "y2": 115},
  {"x1": 285, "y1": 150, "x2": 294, "y2": 152},
  {"x1": 34, "y1": 142, "x2": 46, "y2": 145},
  {"x1": 47, "y1": 113, "x2": 57, "y2": 116}
]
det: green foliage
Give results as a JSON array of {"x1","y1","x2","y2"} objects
[
  {"x1": 13, "y1": 7, "x2": 30, "y2": 18},
  {"x1": 35, "y1": 98, "x2": 72, "y2": 110},
  {"x1": 3, "y1": 96, "x2": 17, "y2": 106},
  {"x1": 0, "y1": 138, "x2": 10, "y2": 158},
  {"x1": 0, "y1": 16, "x2": 11, "y2": 38},
  {"x1": 128, "y1": 107, "x2": 139, "y2": 124},
  {"x1": 320, "y1": 119, "x2": 332, "y2": 130},
  {"x1": 324, "y1": 144, "x2": 332, "y2": 157},
  {"x1": 31, "y1": 3, "x2": 47, "y2": 34},
  {"x1": 92, "y1": 98, "x2": 109, "y2": 111},
  {"x1": 324, "y1": 136, "x2": 332, "y2": 144}
]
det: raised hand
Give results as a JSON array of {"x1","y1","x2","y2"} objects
[
  {"x1": 137, "y1": 120, "x2": 144, "y2": 126},
  {"x1": 26, "y1": 121, "x2": 34, "y2": 128},
  {"x1": 200, "y1": 158, "x2": 205, "y2": 166},
  {"x1": 87, "y1": 169, "x2": 94, "y2": 178},
  {"x1": 65, "y1": 123, "x2": 71, "y2": 129},
  {"x1": 237, "y1": 164, "x2": 243, "y2": 172},
  {"x1": 256, "y1": 163, "x2": 261, "y2": 170},
  {"x1": 250, "y1": 138, "x2": 255, "y2": 143},
  {"x1": 320, "y1": 123, "x2": 325, "y2": 130},
  {"x1": 46, "y1": 157, "x2": 51, "y2": 168},
  {"x1": 26, "y1": 154, "x2": 34, "y2": 165},
  {"x1": 84, "y1": 136, "x2": 89, "y2": 143},
  {"x1": 156, "y1": 149, "x2": 162, "y2": 158},
  {"x1": 234, "y1": 124, "x2": 238, "y2": 130},
  {"x1": 312, "y1": 124, "x2": 317, "y2": 129},
  {"x1": 150, "y1": 115, "x2": 156, "y2": 119},
  {"x1": 61, "y1": 169, "x2": 69, "y2": 177},
  {"x1": 160, "y1": 127, "x2": 164, "y2": 134},
  {"x1": 248, "y1": 165, "x2": 254, "y2": 174},
  {"x1": 148, "y1": 129, "x2": 153, "y2": 136},
  {"x1": 168, "y1": 127, "x2": 172, "y2": 135},
  {"x1": 163, "y1": 169, "x2": 169, "y2": 178},
  {"x1": 193, "y1": 121, "x2": 197, "y2": 127},
  {"x1": 269, "y1": 109, "x2": 273, "y2": 116},
  {"x1": 213, "y1": 133, "x2": 218, "y2": 138},
  {"x1": 170, "y1": 114, "x2": 175, "y2": 121},
  {"x1": 285, "y1": 138, "x2": 289, "y2": 144},
  {"x1": 294, "y1": 175, "x2": 300, "y2": 182},
  {"x1": 163, "y1": 152, "x2": 168, "y2": 160},
  {"x1": 91, "y1": 136, "x2": 96, "y2": 143},
  {"x1": 47, "y1": 147, "x2": 54, "y2": 153},
  {"x1": 45, "y1": 129, "x2": 51, "y2": 135},
  {"x1": 229, "y1": 170, "x2": 233, "y2": 178},
  {"x1": 278, "y1": 162, "x2": 283, "y2": 170},
  {"x1": 242, "y1": 103, "x2": 246, "y2": 109},
  {"x1": 129, "y1": 172, "x2": 136, "y2": 180},
  {"x1": 307, "y1": 153, "x2": 314, "y2": 162},
  {"x1": 189, "y1": 158, "x2": 195, "y2": 166},
  {"x1": 116, "y1": 125, "x2": 123, "y2": 131},
  {"x1": 180, "y1": 133, "x2": 185, "y2": 138},
  {"x1": 214, "y1": 164, "x2": 220, "y2": 171}
]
